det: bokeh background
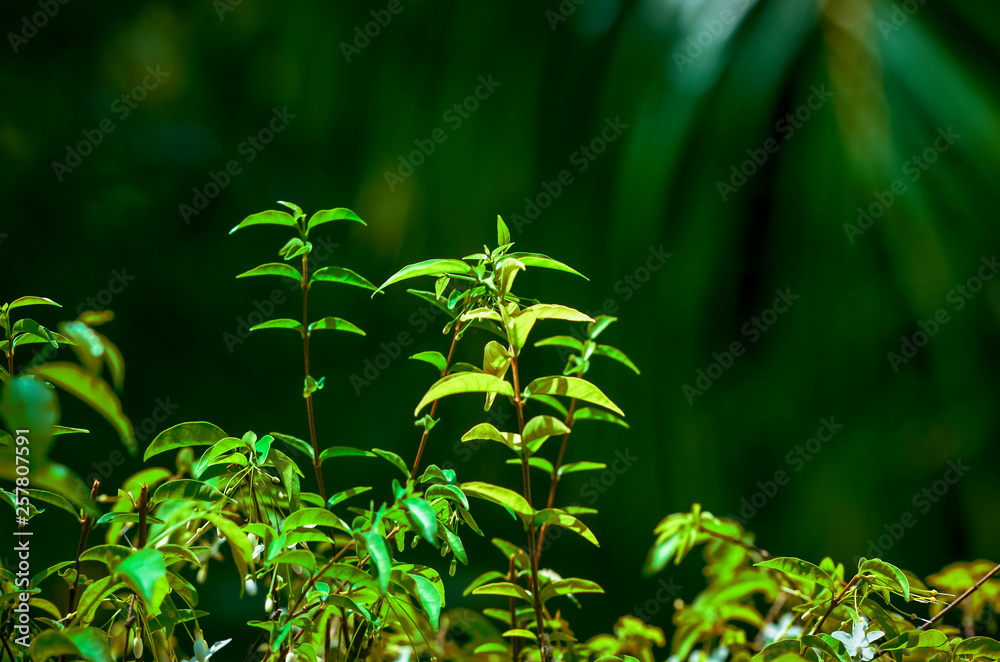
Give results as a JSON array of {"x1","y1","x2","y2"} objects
[{"x1": 3, "y1": 0, "x2": 1000, "y2": 651}]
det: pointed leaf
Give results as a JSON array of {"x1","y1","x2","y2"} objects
[
  {"x1": 756, "y1": 557, "x2": 835, "y2": 595},
  {"x1": 229, "y1": 209, "x2": 298, "y2": 234},
  {"x1": 236, "y1": 262, "x2": 301, "y2": 280},
  {"x1": 508, "y1": 252, "x2": 587, "y2": 279},
  {"x1": 593, "y1": 344, "x2": 641, "y2": 374},
  {"x1": 524, "y1": 375, "x2": 623, "y2": 416},
  {"x1": 374, "y1": 259, "x2": 475, "y2": 296},
  {"x1": 403, "y1": 498, "x2": 439, "y2": 543},
  {"x1": 363, "y1": 530, "x2": 391, "y2": 594},
  {"x1": 310, "y1": 266, "x2": 376, "y2": 291},
  {"x1": 308, "y1": 317, "x2": 365, "y2": 336},
  {"x1": 415, "y1": 373, "x2": 515, "y2": 415},
  {"x1": 411, "y1": 351, "x2": 448, "y2": 373},
  {"x1": 143, "y1": 422, "x2": 227, "y2": 461},
  {"x1": 461, "y1": 482, "x2": 533, "y2": 518},
  {"x1": 250, "y1": 319, "x2": 303, "y2": 334},
  {"x1": 31, "y1": 362, "x2": 135, "y2": 454},
  {"x1": 307, "y1": 208, "x2": 365, "y2": 231}
]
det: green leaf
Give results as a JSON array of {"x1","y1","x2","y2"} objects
[
  {"x1": 307, "y1": 207, "x2": 366, "y2": 231},
  {"x1": 282, "y1": 507, "x2": 349, "y2": 532},
  {"x1": 954, "y1": 637, "x2": 1000, "y2": 659},
  {"x1": 79, "y1": 544, "x2": 133, "y2": 566},
  {"x1": 363, "y1": 530, "x2": 392, "y2": 594},
  {"x1": 510, "y1": 304, "x2": 594, "y2": 354},
  {"x1": 310, "y1": 266, "x2": 376, "y2": 291},
  {"x1": 443, "y1": 525, "x2": 469, "y2": 564},
  {"x1": 425, "y1": 484, "x2": 469, "y2": 509},
  {"x1": 505, "y1": 457, "x2": 555, "y2": 475},
  {"x1": 881, "y1": 630, "x2": 949, "y2": 651},
  {"x1": 114, "y1": 549, "x2": 169, "y2": 617},
  {"x1": 535, "y1": 335, "x2": 585, "y2": 352},
  {"x1": 800, "y1": 635, "x2": 852, "y2": 662},
  {"x1": 30, "y1": 489, "x2": 78, "y2": 518},
  {"x1": 318, "y1": 446, "x2": 376, "y2": 464},
  {"x1": 522, "y1": 415, "x2": 571, "y2": 452},
  {"x1": 250, "y1": 319, "x2": 303, "y2": 334},
  {"x1": 327, "y1": 486, "x2": 372, "y2": 508},
  {"x1": 229, "y1": 209, "x2": 298, "y2": 234},
  {"x1": 269, "y1": 432, "x2": 314, "y2": 460},
  {"x1": 320, "y1": 562, "x2": 381, "y2": 594},
  {"x1": 368, "y1": 447, "x2": 408, "y2": 478},
  {"x1": 462, "y1": 422, "x2": 519, "y2": 452},
  {"x1": 508, "y1": 252, "x2": 588, "y2": 279},
  {"x1": 31, "y1": 626, "x2": 114, "y2": 662},
  {"x1": 308, "y1": 317, "x2": 365, "y2": 336},
  {"x1": 593, "y1": 344, "x2": 641, "y2": 374},
  {"x1": 756, "y1": 557, "x2": 835, "y2": 595},
  {"x1": 143, "y1": 422, "x2": 227, "y2": 461},
  {"x1": 472, "y1": 581, "x2": 532, "y2": 602},
  {"x1": 540, "y1": 577, "x2": 604, "y2": 604},
  {"x1": 533, "y1": 509, "x2": 599, "y2": 546},
  {"x1": 524, "y1": 375, "x2": 624, "y2": 416},
  {"x1": 274, "y1": 201, "x2": 303, "y2": 219},
  {"x1": 411, "y1": 351, "x2": 448, "y2": 373},
  {"x1": 410, "y1": 573, "x2": 443, "y2": 630},
  {"x1": 150, "y1": 479, "x2": 227, "y2": 506},
  {"x1": 403, "y1": 498, "x2": 439, "y2": 543},
  {"x1": 502, "y1": 629, "x2": 538, "y2": 640},
  {"x1": 254, "y1": 434, "x2": 272, "y2": 464},
  {"x1": 461, "y1": 482, "x2": 533, "y2": 518},
  {"x1": 31, "y1": 362, "x2": 135, "y2": 454},
  {"x1": 94, "y1": 512, "x2": 166, "y2": 526},
  {"x1": 558, "y1": 461, "x2": 606, "y2": 476},
  {"x1": 860, "y1": 558, "x2": 910, "y2": 601},
  {"x1": 374, "y1": 259, "x2": 476, "y2": 296},
  {"x1": 202, "y1": 511, "x2": 252, "y2": 590},
  {"x1": 572, "y1": 407, "x2": 629, "y2": 428},
  {"x1": 236, "y1": 262, "x2": 301, "y2": 280},
  {"x1": 0, "y1": 376, "x2": 59, "y2": 456},
  {"x1": 414, "y1": 372, "x2": 515, "y2": 415},
  {"x1": 74, "y1": 576, "x2": 125, "y2": 626},
  {"x1": 497, "y1": 215, "x2": 511, "y2": 246},
  {"x1": 9, "y1": 296, "x2": 61, "y2": 311}
]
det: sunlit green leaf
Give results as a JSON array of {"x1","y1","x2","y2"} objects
[
  {"x1": 236, "y1": 262, "x2": 301, "y2": 280},
  {"x1": 310, "y1": 266, "x2": 375, "y2": 291},
  {"x1": 415, "y1": 373, "x2": 515, "y2": 415},
  {"x1": 461, "y1": 482, "x2": 533, "y2": 518},
  {"x1": 524, "y1": 375, "x2": 624, "y2": 416},
  {"x1": 143, "y1": 422, "x2": 227, "y2": 461},
  {"x1": 307, "y1": 207, "x2": 365, "y2": 231},
  {"x1": 230, "y1": 209, "x2": 298, "y2": 234},
  {"x1": 374, "y1": 259, "x2": 476, "y2": 296},
  {"x1": 308, "y1": 317, "x2": 365, "y2": 336}
]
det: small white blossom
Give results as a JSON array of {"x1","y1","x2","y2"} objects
[
  {"x1": 831, "y1": 619, "x2": 884, "y2": 661},
  {"x1": 762, "y1": 613, "x2": 803, "y2": 645}
]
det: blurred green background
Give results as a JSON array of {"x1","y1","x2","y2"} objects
[{"x1": 3, "y1": 0, "x2": 1000, "y2": 650}]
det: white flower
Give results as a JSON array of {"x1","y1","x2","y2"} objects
[
  {"x1": 831, "y1": 619, "x2": 884, "y2": 661},
  {"x1": 245, "y1": 577, "x2": 258, "y2": 596},
  {"x1": 762, "y1": 613, "x2": 803, "y2": 644},
  {"x1": 252, "y1": 542, "x2": 265, "y2": 562},
  {"x1": 191, "y1": 629, "x2": 231, "y2": 662}
]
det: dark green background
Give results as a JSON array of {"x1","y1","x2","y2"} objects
[{"x1": 3, "y1": 0, "x2": 1000, "y2": 650}]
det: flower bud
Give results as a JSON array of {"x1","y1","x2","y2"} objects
[
  {"x1": 193, "y1": 630, "x2": 209, "y2": 662},
  {"x1": 265, "y1": 596, "x2": 274, "y2": 613},
  {"x1": 133, "y1": 634, "x2": 144, "y2": 659},
  {"x1": 245, "y1": 577, "x2": 258, "y2": 596},
  {"x1": 196, "y1": 566, "x2": 208, "y2": 584}
]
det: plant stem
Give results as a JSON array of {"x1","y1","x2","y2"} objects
[
  {"x1": 137, "y1": 484, "x2": 148, "y2": 549},
  {"x1": 510, "y1": 355, "x2": 551, "y2": 662},
  {"x1": 67, "y1": 481, "x2": 100, "y2": 617},
  {"x1": 811, "y1": 574, "x2": 859, "y2": 635},
  {"x1": 534, "y1": 399, "x2": 577, "y2": 568},
  {"x1": 918, "y1": 561, "x2": 1000, "y2": 631},
  {"x1": 301, "y1": 252, "x2": 326, "y2": 501},
  {"x1": 508, "y1": 555, "x2": 522, "y2": 662},
  {"x1": 409, "y1": 322, "x2": 463, "y2": 483}
]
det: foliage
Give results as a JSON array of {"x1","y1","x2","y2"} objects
[{"x1": 2, "y1": 207, "x2": 998, "y2": 662}]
